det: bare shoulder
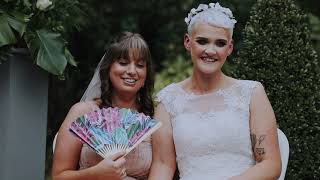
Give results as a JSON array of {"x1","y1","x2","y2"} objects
[
  {"x1": 154, "y1": 103, "x2": 172, "y2": 124},
  {"x1": 250, "y1": 81, "x2": 269, "y2": 105},
  {"x1": 252, "y1": 81, "x2": 265, "y2": 92},
  {"x1": 70, "y1": 101, "x2": 100, "y2": 115},
  {"x1": 249, "y1": 81, "x2": 276, "y2": 129},
  {"x1": 155, "y1": 103, "x2": 169, "y2": 118}
]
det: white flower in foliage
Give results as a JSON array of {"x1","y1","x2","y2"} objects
[{"x1": 36, "y1": 0, "x2": 52, "y2": 11}]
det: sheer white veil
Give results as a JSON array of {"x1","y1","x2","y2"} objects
[{"x1": 80, "y1": 53, "x2": 106, "y2": 102}]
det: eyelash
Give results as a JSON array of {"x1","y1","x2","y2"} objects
[
  {"x1": 118, "y1": 60, "x2": 145, "y2": 68},
  {"x1": 196, "y1": 39, "x2": 208, "y2": 45},
  {"x1": 136, "y1": 63, "x2": 145, "y2": 68},
  {"x1": 216, "y1": 41, "x2": 227, "y2": 47},
  {"x1": 196, "y1": 40, "x2": 227, "y2": 47},
  {"x1": 118, "y1": 61, "x2": 128, "y2": 65}
]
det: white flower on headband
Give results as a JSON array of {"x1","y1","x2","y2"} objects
[
  {"x1": 191, "y1": 8, "x2": 197, "y2": 14},
  {"x1": 185, "y1": 13, "x2": 192, "y2": 24},
  {"x1": 184, "y1": 2, "x2": 237, "y2": 27},
  {"x1": 214, "y1": 3, "x2": 233, "y2": 19},
  {"x1": 197, "y1": 4, "x2": 208, "y2": 11}
]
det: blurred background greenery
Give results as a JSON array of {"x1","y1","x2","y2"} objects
[{"x1": 44, "y1": 0, "x2": 320, "y2": 179}]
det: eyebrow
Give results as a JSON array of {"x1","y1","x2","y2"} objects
[
  {"x1": 216, "y1": 39, "x2": 228, "y2": 43},
  {"x1": 195, "y1": 36, "x2": 228, "y2": 42},
  {"x1": 135, "y1": 59, "x2": 146, "y2": 64},
  {"x1": 118, "y1": 56, "x2": 146, "y2": 63},
  {"x1": 195, "y1": 37, "x2": 208, "y2": 40}
]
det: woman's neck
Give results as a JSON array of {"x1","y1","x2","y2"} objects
[
  {"x1": 111, "y1": 92, "x2": 137, "y2": 109},
  {"x1": 188, "y1": 70, "x2": 227, "y2": 94}
]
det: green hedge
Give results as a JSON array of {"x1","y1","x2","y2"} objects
[{"x1": 230, "y1": 0, "x2": 320, "y2": 179}]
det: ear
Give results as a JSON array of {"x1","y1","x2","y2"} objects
[
  {"x1": 227, "y1": 39, "x2": 234, "y2": 56},
  {"x1": 184, "y1": 33, "x2": 191, "y2": 51}
]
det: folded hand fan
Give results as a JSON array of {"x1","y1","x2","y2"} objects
[{"x1": 69, "y1": 107, "x2": 161, "y2": 158}]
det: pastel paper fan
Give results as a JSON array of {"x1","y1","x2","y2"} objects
[{"x1": 70, "y1": 107, "x2": 161, "y2": 158}]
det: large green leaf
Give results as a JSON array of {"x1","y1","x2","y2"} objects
[
  {"x1": 7, "y1": 11, "x2": 29, "y2": 37},
  {"x1": 0, "y1": 14, "x2": 16, "y2": 47},
  {"x1": 65, "y1": 49, "x2": 77, "y2": 67},
  {"x1": 27, "y1": 30, "x2": 68, "y2": 75}
]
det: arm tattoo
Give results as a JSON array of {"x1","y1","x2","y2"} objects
[
  {"x1": 258, "y1": 135, "x2": 266, "y2": 145},
  {"x1": 250, "y1": 134, "x2": 257, "y2": 147},
  {"x1": 250, "y1": 133, "x2": 266, "y2": 162}
]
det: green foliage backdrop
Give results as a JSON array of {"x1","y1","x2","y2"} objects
[{"x1": 230, "y1": 0, "x2": 320, "y2": 178}]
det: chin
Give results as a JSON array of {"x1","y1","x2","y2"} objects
[
  {"x1": 196, "y1": 65, "x2": 220, "y2": 75},
  {"x1": 119, "y1": 86, "x2": 140, "y2": 94}
]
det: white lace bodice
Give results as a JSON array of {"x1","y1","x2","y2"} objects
[{"x1": 156, "y1": 80, "x2": 260, "y2": 180}]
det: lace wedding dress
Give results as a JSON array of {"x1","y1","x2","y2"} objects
[{"x1": 156, "y1": 80, "x2": 260, "y2": 180}]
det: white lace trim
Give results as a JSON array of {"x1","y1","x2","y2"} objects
[
  {"x1": 156, "y1": 83, "x2": 187, "y2": 116},
  {"x1": 156, "y1": 80, "x2": 261, "y2": 117}
]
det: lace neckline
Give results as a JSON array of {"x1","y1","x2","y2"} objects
[{"x1": 173, "y1": 80, "x2": 239, "y2": 97}]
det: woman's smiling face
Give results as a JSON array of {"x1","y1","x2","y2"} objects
[
  {"x1": 109, "y1": 48, "x2": 147, "y2": 96},
  {"x1": 184, "y1": 22, "x2": 233, "y2": 75}
]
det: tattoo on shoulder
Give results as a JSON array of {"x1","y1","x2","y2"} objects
[{"x1": 250, "y1": 133, "x2": 266, "y2": 162}]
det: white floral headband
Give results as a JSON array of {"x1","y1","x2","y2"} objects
[{"x1": 184, "y1": 2, "x2": 237, "y2": 29}]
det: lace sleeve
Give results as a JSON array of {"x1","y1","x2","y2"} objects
[
  {"x1": 155, "y1": 84, "x2": 182, "y2": 117},
  {"x1": 246, "y1": 80, "x2": 264, "y2": 106}
]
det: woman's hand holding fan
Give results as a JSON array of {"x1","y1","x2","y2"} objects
[{"x1": 69, "y1": 107, "x2": 161, "y2": 158}]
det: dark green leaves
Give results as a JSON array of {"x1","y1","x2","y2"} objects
[
  {"x1": 0, "y1": 14, "x2": 18, "y2": 46},
  {"x1": 0, "y1": 11, "x2": 29, "y2": 47},
  {"x1": 25, "y1": 29, "x2": 76, "y2": 75}
]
